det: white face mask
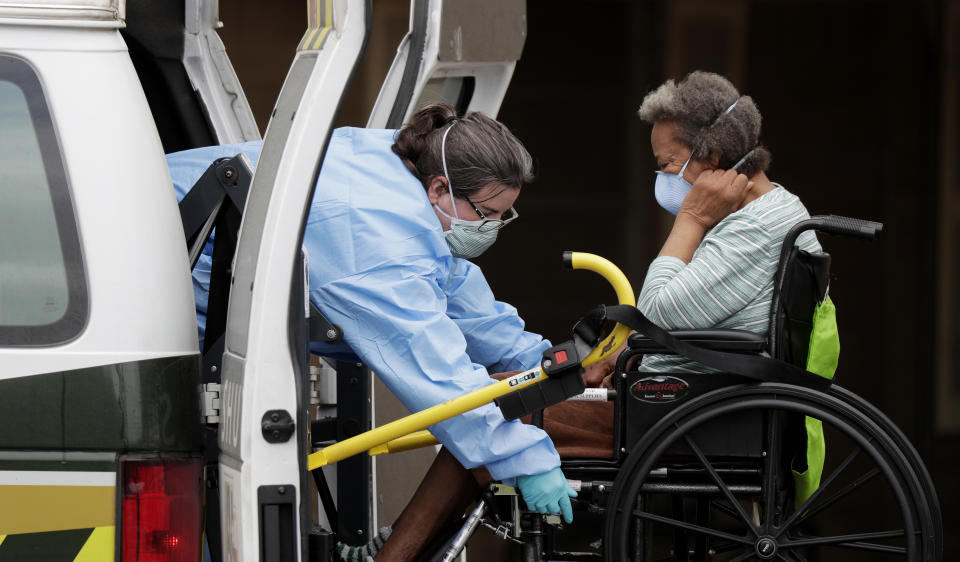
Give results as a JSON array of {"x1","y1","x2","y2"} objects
[{"x1": 434, "y1": 121, "x2": 500, "y2": 259}]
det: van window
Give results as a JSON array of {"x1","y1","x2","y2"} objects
[{"x1": 0, "y1": 56, "x2": 87, "y2": 345}]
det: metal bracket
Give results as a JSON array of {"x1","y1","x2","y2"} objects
[
  {"x1": 309, "y1": 303, "x2": 342, "y2": 343},
  {"x1": 309, "y1": 362, "x2": 337, "y2": 407},
  {"x1": 481, "y1": 520, "x2": 522, "y2": 543},
  {"x1": 261, "y1": 410, "x2": 295, "y2": 443},
  {"x1": 202, "y1": 382, "x2": 221, "y2": 424}
]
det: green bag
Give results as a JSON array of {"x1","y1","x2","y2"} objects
[{"x1": 792, "y1": 295, "x2": 840, "y2": 508}]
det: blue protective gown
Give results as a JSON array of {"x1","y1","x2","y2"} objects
[{"x1": 167, "y1": 128, "x2": 560, "y2": 481}]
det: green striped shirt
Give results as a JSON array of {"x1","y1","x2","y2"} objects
[{"x1": 638, "y1": 185, "x2": 821, "y2": 373}]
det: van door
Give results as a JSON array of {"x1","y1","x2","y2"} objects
[
  {"x1": 121, "y1": 0, "x2": 260, "y2": 150},
  {"x1": 221, "y1": 0, "x2": 526, "y2": 558},
  {"x1": 217, "y1": 1, "x2": 371, "y2": 561},
  {"x1": 367, "y1": 0, "x2": 526, "y2": 128},
  {"x1": 182, "y1": 0, "x2": 261, "y2": 143}
]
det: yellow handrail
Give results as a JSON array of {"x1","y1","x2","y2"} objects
[
  {"x1": 566, "y1": 252, "x2": 635, "y2": 367},
  {"x1": 307, "y1": 252, "x2": 635, "y2": 469},
  {"x1": 308, "y1": 366, "x2": 546, "y2": 469},
  {"x1": 367, "y1": 430, "x2": 437, "y2": 456}
]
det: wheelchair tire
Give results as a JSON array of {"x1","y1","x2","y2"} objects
[{"x1": 603, "y1": 383, "x2": 940, "y2": 561}]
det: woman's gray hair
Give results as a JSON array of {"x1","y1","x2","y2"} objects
[
  {"x1": 638, "y1": 71, "x2": 771, "y2": 177},
  {"x1": 392, "y1": 103, "x2": 534, "y2": 196}
]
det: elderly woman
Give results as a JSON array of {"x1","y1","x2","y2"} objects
[{"x1": 633, "y1": 70, "x2": 821, "y2": 375}]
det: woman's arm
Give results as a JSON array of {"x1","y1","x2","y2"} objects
[
  {"x1": 639, "y1": 215, "x2": 774, "y2": 330},
  {"x1": 660, "y1": 169, "x2": 752, "y2": 263}
]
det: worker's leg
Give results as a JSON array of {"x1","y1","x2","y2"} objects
[{"x1": 375, "y1": 447, "x2": 491, "y2": 562}]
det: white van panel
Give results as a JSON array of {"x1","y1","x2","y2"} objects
[{"x1": 0, "y1": 25, "x2": 197, "y2": 378}]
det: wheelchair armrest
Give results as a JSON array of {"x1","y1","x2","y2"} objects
[{"x1": 627, "y1": 329, "x2": 767, "y2": 354}]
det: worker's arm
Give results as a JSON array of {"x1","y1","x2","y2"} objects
[
  {"x1": 309, "y1": 256, "x2": 560, "y2": 481},
  {"x1": 443, "y1": 259, "x2": 551, "y2": 374}
]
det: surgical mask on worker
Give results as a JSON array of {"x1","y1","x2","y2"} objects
[
  {"x1": 654, "y1": 155, "x2": 693, "y2": 215},
  {"x1": 434, "y1": 203, "x2": 499, "y2": 258},
  {"x1": 434, "y1": 122, "x2": 499, "y2": 259}
]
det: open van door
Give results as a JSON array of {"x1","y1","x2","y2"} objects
[
  {"x1": 368, "y1": 0, "x2": 526, "y2": 128},
  {"x1": 217, "y1": 1, "x2": 370, "y2": 561},
  {"x1": 221, "y1": 0, "x2": 525, "y2": 558},
  {"x1": 182, "y1": 0, "x2": 261, "y2": 143}
]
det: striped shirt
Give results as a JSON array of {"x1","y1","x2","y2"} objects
[{"x1": 638, "y1": 185, "x2": 821, "y2": 373}]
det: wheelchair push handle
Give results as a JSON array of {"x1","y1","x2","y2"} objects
[
  {"x1": 784, "y1": 215, "x2": 883, "y2": 248},
  {"x1": 779, "y1": 215, "x2": 883, "y2": 273},
  {"x1": 814, "y1": 215, "x2": 883, "y2": 240}
]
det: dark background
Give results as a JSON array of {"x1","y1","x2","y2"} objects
[{"x1": 218, "y1": 0, "x2": 959, "y2": 556}]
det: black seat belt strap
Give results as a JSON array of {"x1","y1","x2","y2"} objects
[{"x1": 598, "y1": 304, "x2": 832, "y2": 391}]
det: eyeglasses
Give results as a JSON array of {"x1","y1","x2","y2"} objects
[{"x1": 464, "y1": 196, "x2": 520, "y2": 232}]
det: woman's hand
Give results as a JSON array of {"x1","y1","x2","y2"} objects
[
  {"x1": 581, "y1": 344, "x2": 622, "y2": 387},
  {"x1": 659, "y1": 169, "x2": 752, "y2": 263},
  {"x1": 678, "y1": 168, "x2": 751, "y2": 229}
]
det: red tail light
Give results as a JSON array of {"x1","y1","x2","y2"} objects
[{"x1": 121, "y1": 457, "x2": 204, "y2": 562}]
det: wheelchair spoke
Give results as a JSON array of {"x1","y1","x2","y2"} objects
[
  {"x1": 631, "y1": 509, "x2": 753, "y2": 546},
  {"x1": 793, "y1": 467, "x2": 880, "y2": 527},
  {"x1": 784, "y1": 529, "x2": 905, "y2": 549},
  {"x1": 710, "y1": 499, "x2": 742, "y2": 523},
  {"x1": 682, "y1": 433, "x2": 758, "y2": 535},
  {"x1": 762, "y1": 412, "x2": 783, "y2": 528},
  {"x1": 826, "y1": 540, "x2": 907, "y2": 555},
  {"x1": 774, "y1": 444, "x2": 864, "y2": 538}
]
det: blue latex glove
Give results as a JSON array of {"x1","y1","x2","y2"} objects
[{"x1": 517, "y1": 467, "x2": 577, "y2": 523}]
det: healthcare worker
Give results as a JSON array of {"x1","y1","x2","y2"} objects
[{"x1": 167, "y1": 103, "x2": 584, "y2": 562}]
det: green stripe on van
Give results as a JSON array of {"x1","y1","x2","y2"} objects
[
  {"x1": 0, "y1": 355, "x2": 202, "y2": 451},
  {"x1": 0, "y1": 528, "x2": 92, "y2": 562}
]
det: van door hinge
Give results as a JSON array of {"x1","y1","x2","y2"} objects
[{"x1": 203, "y1": 382, "x2": 221, "y2": 424}]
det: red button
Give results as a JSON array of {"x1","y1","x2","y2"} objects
[{"x1": 554, "y1": 350, "x2": 568, "y2": 364}]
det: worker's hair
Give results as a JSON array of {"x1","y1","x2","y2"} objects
[
  {"x1": 638, "y1": 71, "x2": 771, "y2": 177},
  {"x1": 392, "y1": 102, "x2": 534, "y2": 196}
]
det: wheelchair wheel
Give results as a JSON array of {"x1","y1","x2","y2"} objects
[{"x1": 604, "y1": 383, "x2": 940, "y2": 561}]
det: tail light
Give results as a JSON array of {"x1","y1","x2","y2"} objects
[{"x1": 121, "y1": 457, "x2": 204, "y2": 562}]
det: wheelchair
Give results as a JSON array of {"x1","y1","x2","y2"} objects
[{"x1": 425, "y1": 215, "x2": 942, "y2": 562}]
